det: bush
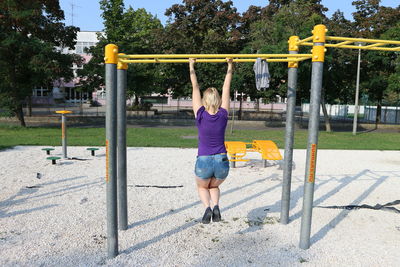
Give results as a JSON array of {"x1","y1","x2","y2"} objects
[
  {"x1": 0, "y1": 109, "x2": 13, "y2": 118},
  {"x1": 127, "y1": 103, "x2": 153, "y2": 111}
]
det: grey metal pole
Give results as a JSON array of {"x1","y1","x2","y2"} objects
[
  {"x1": 56, "y1": 110, "x2": 72, "y2": 158},
  {"x1": 105, "y1": 44, "x2": 118, "y2": 258},
  {"x1": 352, "y1": 44, "x2": 362, "y2": 135},
  {"x1": 299, "y1": 25, "x2": 326, "y2": 250},
  {"x1": 117, "y1": 58, "x2": 128, "y2": 231},
  {"x1": 61, "y1": 114, "x2": 67, "y2": 159},
  {"x1": 280, "y1": 36, "x2": 299, "y2": 225}
]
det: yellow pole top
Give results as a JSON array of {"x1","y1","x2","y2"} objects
[
  {"x1": 117, "y1": 53, "x2": 128, "y2": 70},
  {"x1": 312, "y1": 24, "x2": 327, "y2": 43},
  {"x1": 288, "y1": 36, "x2": 299, "y2": 68},
  {"x1": 104, "y1": 44, "x2": 118, "y2": 64},
  {"x1": 55, "y1": 110, "x2": 72, "y2": 114},
  {"x1": 288, "y1": 36, "x2": 300, "y2": 51},
  {"x1": 312, "y1": 25, "x2": 327, "y2": 62}
]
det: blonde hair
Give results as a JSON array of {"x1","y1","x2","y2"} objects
[{"x1": 202, "y1": 87, "x2": 221, "y2": 114}]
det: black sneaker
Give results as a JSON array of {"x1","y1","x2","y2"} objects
[
  {"x1": 212, "y1": 205, "x2": 221, "y2": 222},
  {"x1": 202, "y1": 207, "x2": 213, "y2": 224}
]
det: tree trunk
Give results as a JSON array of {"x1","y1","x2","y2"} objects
[
  {"x1": 321, "y1": 88, "x2": 332, "y2": 132},
  {"x1": 15, "y1": 103, "x2": 26, "y2": 127},
  {"x1": 177, "y1": 97, "x2": 180, "y2": 117},
  {"x1": 134, "y1": 94, "x2": 139, "y2": 106},
  {"x1": 80, "y1": 94, "x2": 83, "y2": 115},
  {"x1": 270, "y1": 102, "x2": 273, "y2": 121},
  {"x1": 238, "y1": 95, "x2": 243, "y2": 120},
  {"x1": 375, "y1": 101, "x2": 382, "y2": 127},
  {"x1": 27, "y1": 95, "x2": 32, "y2": 117},
  {"x1": 255, "y1": 98, "x2": 260, "y2": 112}
]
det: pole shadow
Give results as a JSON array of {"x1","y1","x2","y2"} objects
[
  {"x1": 0, "y1": 204, "x2": 59, "y2": 219},
  {"x1": 310, "y1": 171, "x2": 389, "y2": 246},
  {"x1": 289, "y1": 169, "x2": 370, "y2": 222},
  {"x1": 127, "y1": 176, "x2": 272, "y2": 229},
  {"x1": 0, "y1": 176, "x2": 101, "y2": 217},
  {"x1": 123, "y1": 176, "x2": 282, "y2": 254}
]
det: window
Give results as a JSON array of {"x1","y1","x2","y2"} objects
[{"x1": 33, "y1": 88, "x2": 49, "y2": 97}]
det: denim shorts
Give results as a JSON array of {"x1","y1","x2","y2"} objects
[{"x1": 195, "y1": 153, "x2": 230, "y2": 180}]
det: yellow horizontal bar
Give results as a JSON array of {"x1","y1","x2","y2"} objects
[
  {"x1": 120, "y1": 59, "x2": 252, "y2": 63},
  {"x1": 300, "y1": 42, "x2": 399, "y2": 51},
  {"x1": 297, "y1": 36, "x2": 313, "y2": 44},
  {"x1": 118, "y1": 53, "x2": 311, "y2": 59},
  {"x1": 325, "y1": 44, "x2": 400, "y2": 51},
  {"x1": 326, "y1": 36, "x2": 400, "y2": 45},
  {"x1": 363, "y1": 43, "x2": 385, "y2": 48},
  {"x1": 120, "y1": 58, "x2": 309, "y2": 64},
  {"x1": 300, "y1": 42, "x2": 314, "y2": 46},
  {"x1": 296, "y1": 56, "x2": 313, "y2": 62},
  {"x1": 331, "y1": 41, "x2": 352, "y2": 47}
]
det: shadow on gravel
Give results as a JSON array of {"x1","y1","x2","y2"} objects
[
  {"x1": 240, "y1": 169, "x2": 391, "y2": 247},
  {"x1": 310, "y1": 171, "x2": 389, "y2": 246},
  {"x1": 0, "y1": 175, "x2": 100, "y2": 219},
  {"x1": 127, "y1": 176, "x2": 271, "y2": 230},
  {"x1": 123, "y1": 175, "x2": 281, "y2": 254}
]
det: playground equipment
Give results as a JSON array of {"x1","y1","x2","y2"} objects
[
  {"x1": 253, "y1": 140, "x2": 283, "y2": 164},
  {"x1": 104, "y1": 24, "x2": 400, "y2": 257},
  {"x1": 224, "y1": 140, "x2": 282, "y2": 168},
  {"x1": 118, "y1": 53, "x2": 312, "y2": 63},
  {"x1": 41, "y1": 148, "x2": 54, "y2": 155},
  {"x1": 104, "y1": 46, "x2": 311, "y2": 258},
  {"x1": 55, "y1": 110, "x2": 72, "y2": 159},
  {"x1": 47, "y1": 156, "x2": 61, "y2": 165},
  {"x1": 293, "y1": 30, "x2": 399, "y2": 250},
  {"x1": 87, "y1": 147, "x2": 99, "y2": 156},
  {"x1": 224, "y1": 141, "x2": 248, "y2": 167}
]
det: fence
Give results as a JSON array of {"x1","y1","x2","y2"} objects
[
  {"x1": 301, "y1": 103, "x2": 400, "y2": 125},
  {"x1": 2, "y1": 99, "x2": 396, "y2": 126},
  {"x1": 364, "y1": 106, "x2": 400, "y2": 124}
]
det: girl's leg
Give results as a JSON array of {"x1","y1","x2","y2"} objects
[
  {"x1": 209, "y1": 178, "x2": 225, "y2": 222},
  {"x1": 196, "y1": 177, "x2": 211, "y2": 207},
  {"x1": 196, "y1": 177, "x2": 214, "y2": 224},
  {"x1": 209, "y1": 178, "x2": 225, "y2": 207}
]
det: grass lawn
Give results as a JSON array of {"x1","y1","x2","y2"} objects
[{"x1": 0, "y1": 125, "x2": 399, "y2": 151}]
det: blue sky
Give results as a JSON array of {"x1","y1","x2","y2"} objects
[{"x1": 59, "y1": 0, "x2": 399, "y2": 31}]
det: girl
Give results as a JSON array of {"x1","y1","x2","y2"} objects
[{"x1": 189, "y1": 58, "x2": 233, "y2": 224}]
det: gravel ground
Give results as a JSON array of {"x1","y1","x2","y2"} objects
[{"x1": 0, "y1": 146, "x2": 399, "y2": 266}]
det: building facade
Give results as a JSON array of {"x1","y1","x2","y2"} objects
[{"x1": 32, "y1": 31, "x2": 102, "y2": 104}]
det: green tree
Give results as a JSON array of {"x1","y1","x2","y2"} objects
[
  {"x1": 121, "y1": 7, "x2": 164, "y2": 103},
  {"x1": 159, "y1": 0, "x2": 242, "y2": 98},
  {"x1": 324, "y1": 11, "x2": 356, "y2": 104},
  {"x1": 384, "y1": 23, "x2": 400, "y2": 105},
  {"x1": 0, "y1": 0, "x2": 80, "y2": 126},
  {"x1": 79, "y1": 1, "x2": 163, "y2": 106},
  {"x1": 320, "y1": 10, "x2": 357, "y2": 131},
  {"x1": 352, "y1": 0, "x2": 400, "y2": 124},
  {"x1": 249, "y1": 0, "x2": 326, "y2": 103}
]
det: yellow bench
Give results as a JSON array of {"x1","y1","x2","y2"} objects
[
  {"x1": 252, "y1": 140, "x2": 283, "y2": 161},
  {"x1": 225, "y1": 140, "x2": 282, "y2": 168},
  {"x1": 224, "y1": 141, "x2": 250, "y2": 165}
]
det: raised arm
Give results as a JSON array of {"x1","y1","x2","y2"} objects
[
  {"x1": 221, "y1": 58, "x2": 233, "y2": 111},
  {"x1": 189, "y1": 58, "x2": 202, "y2": 117}
]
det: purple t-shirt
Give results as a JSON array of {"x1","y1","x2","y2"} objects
[{"x1": 196, "y1": 106, "x2": 228, "y2": 156}]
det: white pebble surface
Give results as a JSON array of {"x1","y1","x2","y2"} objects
[{"x1": 0, "y1": 146, "x2": 399, "y2": 266}]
